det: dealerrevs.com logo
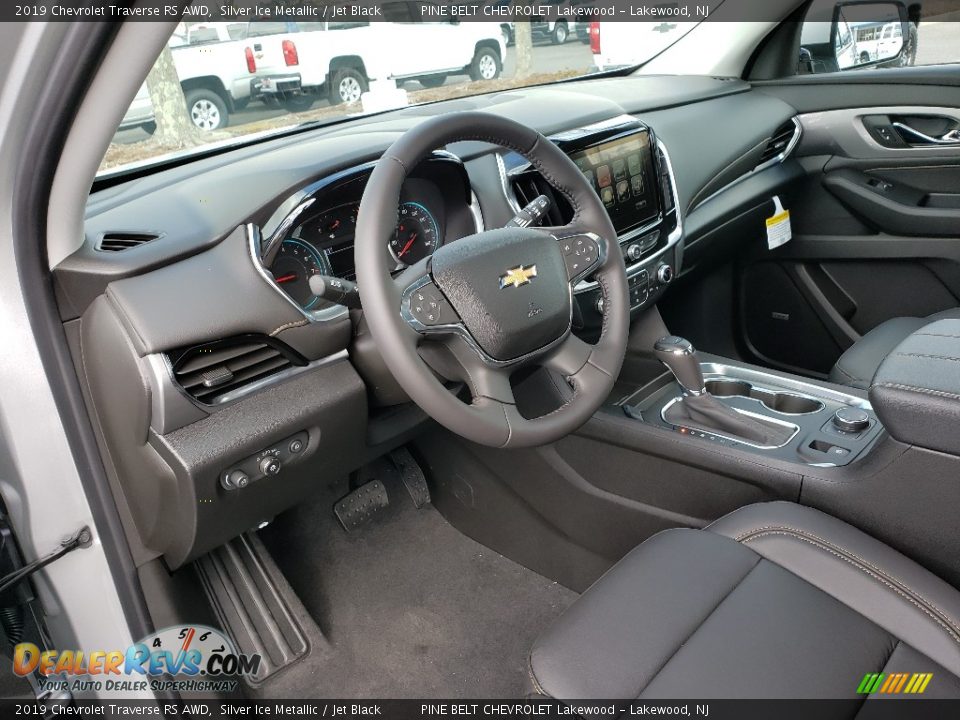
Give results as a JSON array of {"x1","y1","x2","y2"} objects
[{"x1": 11, "y1": 625, "x2": 261, "y2": 694}]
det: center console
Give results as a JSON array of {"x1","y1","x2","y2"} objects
[{"x1": 621, "y1": 336, "x2": 884, "y2": 468}]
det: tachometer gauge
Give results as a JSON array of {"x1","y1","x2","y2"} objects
[
  {"x1": 271, "y1": 238, "x2": 328, "y2": 310},
  {"x1": 390, "y1": 202, "x2": 440, "y2": 265}
]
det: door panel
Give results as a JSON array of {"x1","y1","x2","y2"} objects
[{"x1": 738, "y1": 77, "x2": 960, "y2": 376}]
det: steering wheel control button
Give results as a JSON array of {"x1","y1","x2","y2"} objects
[
  {"x1": 404, "y1": 280, "x2": 460, "y2": 329},
  {"x1": 562, "y1": 235, "x2": 600, "y2": 281},
  {"x1": 832, "y1": 407, "x2": 871, "y2": 434}
]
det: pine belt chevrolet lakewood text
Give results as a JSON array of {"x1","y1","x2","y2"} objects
[{"x1": 2, "y1": 0, "x2": 960, "y2": 712}]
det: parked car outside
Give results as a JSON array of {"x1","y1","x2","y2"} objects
[
  {"x1": 245, "y1": 18, "x2": 506, "y2": 108},
  {"x1": 117, "y1": 83, "x2": 155, "y2": 135},
  {"x1": 169, "y1": 21, "x2": 258, "y2": 130}
]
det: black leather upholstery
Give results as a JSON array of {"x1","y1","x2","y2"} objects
[
  {"x1": 870, "y1": 318, "x2": 960, "y2": 456},
  {"x1": 530, "y1": 502, "x2": 960, "y2": 699},
  {"x1": 830, "y1": 308, "x2": 960, "y2": 389}
]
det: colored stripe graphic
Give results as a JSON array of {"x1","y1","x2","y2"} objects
[{"x1": 857, "y1": 672, "x2": 932, "y2": 694}]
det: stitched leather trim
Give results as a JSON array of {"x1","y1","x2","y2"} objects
[
  {"x1": 872, "y1": 382, "x2": 960, "y2": 402},
  {"x1": 270, "y1": 319, "x2": 309, "y2": 336},
  {"x1": 734, "y1": 525, "x2": 960, "y2": 647}
]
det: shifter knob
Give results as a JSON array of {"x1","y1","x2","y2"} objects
[{"x1": 654, "y1": 335, "x2": 706, "y2": 396}]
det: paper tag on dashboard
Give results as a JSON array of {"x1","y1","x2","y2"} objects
[{"x1": 766, "y1": 196, "x2": 792, "y2": 250}]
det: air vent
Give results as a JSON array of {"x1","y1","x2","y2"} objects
[
  {"x1": 757, "y1": 120, "x2": 799, "y2": 167},
  {"x1": 96, "y1": 231, "x2": 162, "y2": 252},
  {"x1": 169, "y1": 336, "x2": 305, "y2": 404},
  {"x1": 509, "y1": 171, "x2": 573, "y2": 227}
]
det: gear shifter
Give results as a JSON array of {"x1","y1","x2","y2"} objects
[
  {"x1": 653, "y1": 335, "x2": 794, "y2": 447},
  {"x1": 653, "y1": 336, "x2": 706, "y2": 396}
]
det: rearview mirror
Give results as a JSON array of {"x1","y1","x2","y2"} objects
[{"x1": 832, "y1": 1, "x2": 910, "y2": 70}]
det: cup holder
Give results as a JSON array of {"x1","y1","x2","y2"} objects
[{"x1": 705, "y1": 379, "x2": 824, "y2": 416}]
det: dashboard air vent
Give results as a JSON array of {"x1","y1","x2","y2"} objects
[
  {"x1": 96, "y1": 231, "x2": 162, "y2": 252},
  {"x1": 757, "y1": 121, "x2": 798, "y2": 167},
  {"x1": 169, "y1": 336, "x2": 304, "y2": 404},
  {"x1": 509, "y1": 171, "x2": 573, "y2": 226}
]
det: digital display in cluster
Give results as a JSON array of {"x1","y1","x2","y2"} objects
[{"x1": 571, "y1": 132, "x2": 659, "y2": 235}]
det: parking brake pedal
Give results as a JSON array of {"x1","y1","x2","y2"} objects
[
  {"x1": 390, "y1": 448, "x2": 431, "y2": 508},
  {"x1": 334, "y1": 479, "x2": 390, "y2": 532}
]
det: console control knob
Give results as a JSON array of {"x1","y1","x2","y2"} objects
[
  {"x1": 626, "y1": 244, "x2": 642, "y2": 262},
  {"x1": 657, "y1": 264, "x2": 674, "y2": 284},
  {"x1": 222, "y1": 470, "x2": 250, "y2": 490},
  {"x1": 832, "y1": 407, "x2": 870, "y2": 434},
  {"x1": 259, "y1": 455, "x2": 282, "y2": 477}
]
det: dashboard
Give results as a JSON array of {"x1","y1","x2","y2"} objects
[{"x1": 67, "y1": 76, "x2": 801, "y2": 568}]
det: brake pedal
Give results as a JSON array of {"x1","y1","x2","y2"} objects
[
  {"x1": 334, "y1": 479, "x2": 389, "y2": 532},
  {"x1": 390, "y1": 447, "x2": 431, "y2": 508}
]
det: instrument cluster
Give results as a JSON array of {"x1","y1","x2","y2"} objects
[{"x1": 268, "y1": 159, "x2": 477, "y2": 312}]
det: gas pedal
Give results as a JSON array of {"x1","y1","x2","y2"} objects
[{"x1": 389, "y1": 447, "x2": 431, "y2": 509}]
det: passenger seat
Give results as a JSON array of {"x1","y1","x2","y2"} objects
[{"x1": 830, "y1": 308, "x2": 960, "y2": 390}]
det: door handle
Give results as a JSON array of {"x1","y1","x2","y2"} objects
[{"x1": 891, "y1": 122, "x2": 960, "y2": 146}]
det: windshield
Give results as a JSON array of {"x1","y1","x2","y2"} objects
[{"x1": 100, "y1": 7, "x2": 707, "y2": 176}]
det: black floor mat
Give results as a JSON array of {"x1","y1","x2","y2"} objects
[{"x1": 258, "y1": 472, "x2": 577, "y2": 698}]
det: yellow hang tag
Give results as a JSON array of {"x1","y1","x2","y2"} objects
[{"x1": 766, "y1": 196, "x2": 792, "y2": 250}]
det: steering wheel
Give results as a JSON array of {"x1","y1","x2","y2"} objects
[{"x1": 355, "y1": 112, "x2": 630, "y2": 448}]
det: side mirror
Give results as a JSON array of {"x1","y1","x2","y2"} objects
[{"x1": 831, "y1": 1, "x2": 911, "y2": 70}]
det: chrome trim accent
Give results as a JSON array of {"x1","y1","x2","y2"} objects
[
  {"x1": 753, "y1": 116, "x2": 803, "y2": 174},
  {"x1": 575, "y1": 139, "x2": 683, "y2": 293},
  {"x1": 891, "y1": 121, "x2": 960, "y2": 146},
  {"x1": 660, "y1": 396, "x2": 801, "y2": 451},
  {"x1": 142, "y1": 354, "x2": 208, "y2": 435},
  {"x1": 495, "y1": 132, "x2": 684, "y2": 295},
  {"x1": 496, "y1": 152, "x2": 521, "y2": 214},
  {"x1": 157, "y1": 348, "x2": 351, "y2": 415},
  {"x1": 260, "y1": 197, "x2": 316, "y2": 266},
  {"x1": 700, "y1": 362, "x2": 873, "y2": 411},
  {"x1": 247, "y1": 223, "x2": 349, "y2": 323},
  {"x1": 800, "y1": 107, "x2": 960, "y2": 159},
  {"x1": 400, "y1": 232, "x2": 605, "y2": 368},
  {"x1": 212, "y1": 350, "x2": 349, "y2": 405},
  {"x1": 692, "y1": 117, "x2": 802, "y2": 209},
  {"x1": 468, "y1": 190, "x2": 485, "y2": 234},
  {"x1": 703, "y1": 376, "x2": 826, "y2": 417}
]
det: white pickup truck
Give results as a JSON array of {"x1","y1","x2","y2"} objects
[
  {"x1": 245, "y1": 18, "x2": 506, "y2": 108},
  {"x1": 169, "y1": 22, "x2": 257, "y2": 131}
]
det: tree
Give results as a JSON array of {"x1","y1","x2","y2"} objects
[
  {"x1": 513, "y1": 20, "x2": 533, "y2": 78},
  {"x1": 145, "y1": 44, "x2": 201, "y2": 148}
]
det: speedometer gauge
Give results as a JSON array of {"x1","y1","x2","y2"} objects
[
  {"x1": 390, "y1": 202, "x2": 440, "y2": 266},
  {"x1": 271, "y1": 238, "x2": 328, "y2": 310}
]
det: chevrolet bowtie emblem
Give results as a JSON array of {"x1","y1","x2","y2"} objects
[{"x1": 499, "y1": 264, "x2": 538, "y2": 289}]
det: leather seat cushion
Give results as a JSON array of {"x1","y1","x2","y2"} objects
[
  {"x1": 529, "y1": 502, "x2": 960, "y2": 699},
  {"x1": 830, "y1": 308, "x2": 960, "y2": 389}
]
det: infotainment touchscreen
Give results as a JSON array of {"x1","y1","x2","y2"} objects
[{"x1": 570, "y1": 132, "x2": 659, "y2": 235}]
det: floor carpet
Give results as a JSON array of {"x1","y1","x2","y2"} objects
[{"x1": 258, "y1": 467, "x2": 577, "y2": 698}]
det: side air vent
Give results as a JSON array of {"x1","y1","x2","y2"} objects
[
  {"x1": 757, "y1": 120, "x2": 799, "y2": 167},
  {"x1": 96, "y1": 231, "x2": 163, "y2": 252},
  {"x1": 509, "y1": 171, "x2": 573, "y2": 226},
  {"x1": 169, "y1": 336, "x2": 305, "y2": 404}
]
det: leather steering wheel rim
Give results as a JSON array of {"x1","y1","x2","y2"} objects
[{"x1": 355, "y1": 112, "x2": 630, "y2": 448}]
